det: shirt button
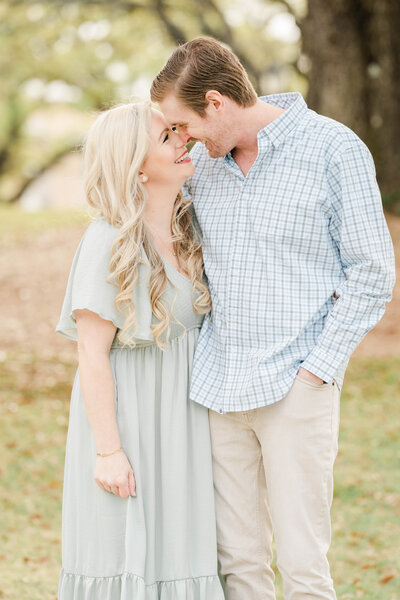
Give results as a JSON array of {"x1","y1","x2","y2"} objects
[{"x1": 218, "y1": 408, "x2": 223, "y2": 414}]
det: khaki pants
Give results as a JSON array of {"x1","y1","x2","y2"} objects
[{"x1": 209, "y1": 376, "x2": 340, "y2": 600}]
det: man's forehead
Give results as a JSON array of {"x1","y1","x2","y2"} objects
[{"x1": 159, "y1": 94, "x2": 191, "y2": 124}]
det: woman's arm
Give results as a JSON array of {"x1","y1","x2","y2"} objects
[{"x1": 75, "y1": 309, "x2": 136, "y2": 498}]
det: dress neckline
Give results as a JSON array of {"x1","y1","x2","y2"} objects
[
  {"x1": 161, "y1": 255, "x2": 191, "y2": 284},
  {"x1": 141, "y1": 245, "x2": 191, "y2": 284}
]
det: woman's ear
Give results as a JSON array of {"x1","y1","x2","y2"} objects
[{"x1": 139, "y1": 172, "x2": 148, "y2": 183}]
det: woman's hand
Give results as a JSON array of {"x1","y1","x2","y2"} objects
[
  {"x1": 94, "y1": 451, "x2": 136, "y2": 498},
  {"x1": 75, "y1": 310, "x2": 135, "y2": 499}
]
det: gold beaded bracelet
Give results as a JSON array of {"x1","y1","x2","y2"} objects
[{"x1": 96, "y1": 447, "x2": 123, "y2": 458}]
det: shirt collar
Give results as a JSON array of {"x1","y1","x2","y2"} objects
[{"x1": 257, "y1": 92, "x2": 308, "y2": 148}]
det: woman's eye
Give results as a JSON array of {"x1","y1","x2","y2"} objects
[{"x1": 163, "y1": 133, "x2": 169, "y2": 143}]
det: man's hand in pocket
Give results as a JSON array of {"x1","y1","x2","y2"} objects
[{"x1": 297, "y1": 367, "x2": 324, "y2": 386}]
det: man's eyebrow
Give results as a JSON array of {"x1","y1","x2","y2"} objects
[{"x1": 158, "y1": 127, "x2": 169, "y2": 141}]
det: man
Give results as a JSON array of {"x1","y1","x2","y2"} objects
[{"x1": 151, "y1": 37, "x2": 395, "y2": 599}]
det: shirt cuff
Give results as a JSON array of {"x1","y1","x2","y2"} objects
[{"x1": 300, "y1": 346, "x2": 341, "y2": 383}]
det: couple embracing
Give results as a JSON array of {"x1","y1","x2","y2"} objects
[{"x1": 56, "y1": 38, "x2": 395, "y2": 600}]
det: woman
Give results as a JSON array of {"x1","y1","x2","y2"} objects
[{"x1": 56, "y1": 101, "x2": 224, "y2": 599}]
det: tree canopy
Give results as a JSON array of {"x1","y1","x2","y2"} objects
[
  {"x1": 1, "y1": 0, "x2": 399, "y2": 208},
  {"x1": 0, "y1": 0, "x2": 306, "y2": 203}
]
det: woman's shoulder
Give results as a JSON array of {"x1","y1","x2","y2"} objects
[
  {"x1": 83, "y1": 217, "x2": 120, "y2": 244},
  {"x1": 76, "y1": 217, "x2": 120, "y2": 262}
]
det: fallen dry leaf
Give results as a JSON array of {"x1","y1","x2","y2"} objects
[{"x1": 379, "y1": 574, "x2": 395, "y2": 584}]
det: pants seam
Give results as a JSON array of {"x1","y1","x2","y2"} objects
[
  {"x1": 315, "y1": 383, "x2": 336, "y2": 574},
  {"x1": 255, "y1": 454, "x2": 267, "y2": 561}
]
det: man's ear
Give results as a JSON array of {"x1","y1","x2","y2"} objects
[{"x1": 205, "y1": 90, "x2": 224, "y2": 112}]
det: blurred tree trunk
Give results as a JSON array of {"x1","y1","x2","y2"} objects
[{"x1": 301, "y1": 0, "x2": 400, "y2": 203}]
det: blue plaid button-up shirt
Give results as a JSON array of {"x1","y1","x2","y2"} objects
[{"x1": 184, "y1": 92, "x2": 395, "y2": 413}]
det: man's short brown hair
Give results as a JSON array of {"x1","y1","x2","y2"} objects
[{"x1": 151, "y1": 37, "x2": 257, "y2": 116}]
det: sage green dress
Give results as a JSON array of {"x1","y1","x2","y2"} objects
[{"x1": 56, "y1": 218, "x2": 224, "y2": 600}]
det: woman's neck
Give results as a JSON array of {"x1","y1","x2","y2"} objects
[{"x1": 143, "y1": 184, "x2": 179, "y2": 236}]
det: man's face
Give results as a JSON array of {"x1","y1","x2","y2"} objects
[{"x1": 158, "y1": 93, "x2": 234, "y2": 158}]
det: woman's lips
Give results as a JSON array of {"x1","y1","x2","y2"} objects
[{"x1": 174, "y1": 150, "x2": 191, "y2": 164}]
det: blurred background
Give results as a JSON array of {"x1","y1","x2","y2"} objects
[{"x1": 0, "y1": 1, "x2": 399, "y2": 598}]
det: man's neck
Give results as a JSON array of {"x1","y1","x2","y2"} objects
[{"x1": 232, "y1": 99, "x2": 285, "y2": 156}]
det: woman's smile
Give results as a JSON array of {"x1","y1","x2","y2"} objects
[{"x1": 174, "y1": 149, "x2": 191, "y2": 164}]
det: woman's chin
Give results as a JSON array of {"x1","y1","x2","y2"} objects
[{"x1": 180, "y1": 163, "x2": 195, "y2": 178}]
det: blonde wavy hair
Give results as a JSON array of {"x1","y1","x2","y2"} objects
[{"x1": 83, "y1": 101, "x2": 211, "y2": 349}]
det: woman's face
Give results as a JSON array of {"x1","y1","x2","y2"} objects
[{"x1": 140, "y1": 109, "x2": 195, "y2": 185}]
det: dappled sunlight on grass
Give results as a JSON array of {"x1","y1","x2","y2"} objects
[
  {"x1": 330, "y1": 359, "x2": 400, "y2": 599},
  {"x1": 0, "y1": 354, "x2": 399, "y2": 599},
  {"x1": 0, "y1": 205, "x2": 89, "y2": 243},
  {"x1": 0, "y1": 352, "x2": 76, "y2": 600}
]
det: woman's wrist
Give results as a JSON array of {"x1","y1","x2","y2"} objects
[{"x1": 96, "y1": 446, "x2": 123, "y2": 458}]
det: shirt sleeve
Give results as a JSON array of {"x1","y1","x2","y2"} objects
[{"x1": 301, "y1": 138, "x2": 396, "y2": 382}]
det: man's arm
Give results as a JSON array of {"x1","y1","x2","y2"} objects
[{"x1": 301, "y1": 138, "x2": 396, "y2": 382}]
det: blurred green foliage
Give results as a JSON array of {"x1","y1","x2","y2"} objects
[
  {"x1": 0, "y1": 1, "x2": 175, "y2": 201},
  {"x1": 0, "y1": 0, "x2": 305, "y2": 203}
]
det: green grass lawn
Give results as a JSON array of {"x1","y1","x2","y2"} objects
[
  {"x1": 0, "y1": 205, "x2": 89, "y2": 243},
  {"x1": 0, "y1": 353, "x2": 399, "y2": 600}
]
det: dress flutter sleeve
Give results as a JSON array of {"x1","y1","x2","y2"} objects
[{"x1": 56, "y1": 219, "x2": 125, "y2": 341}]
